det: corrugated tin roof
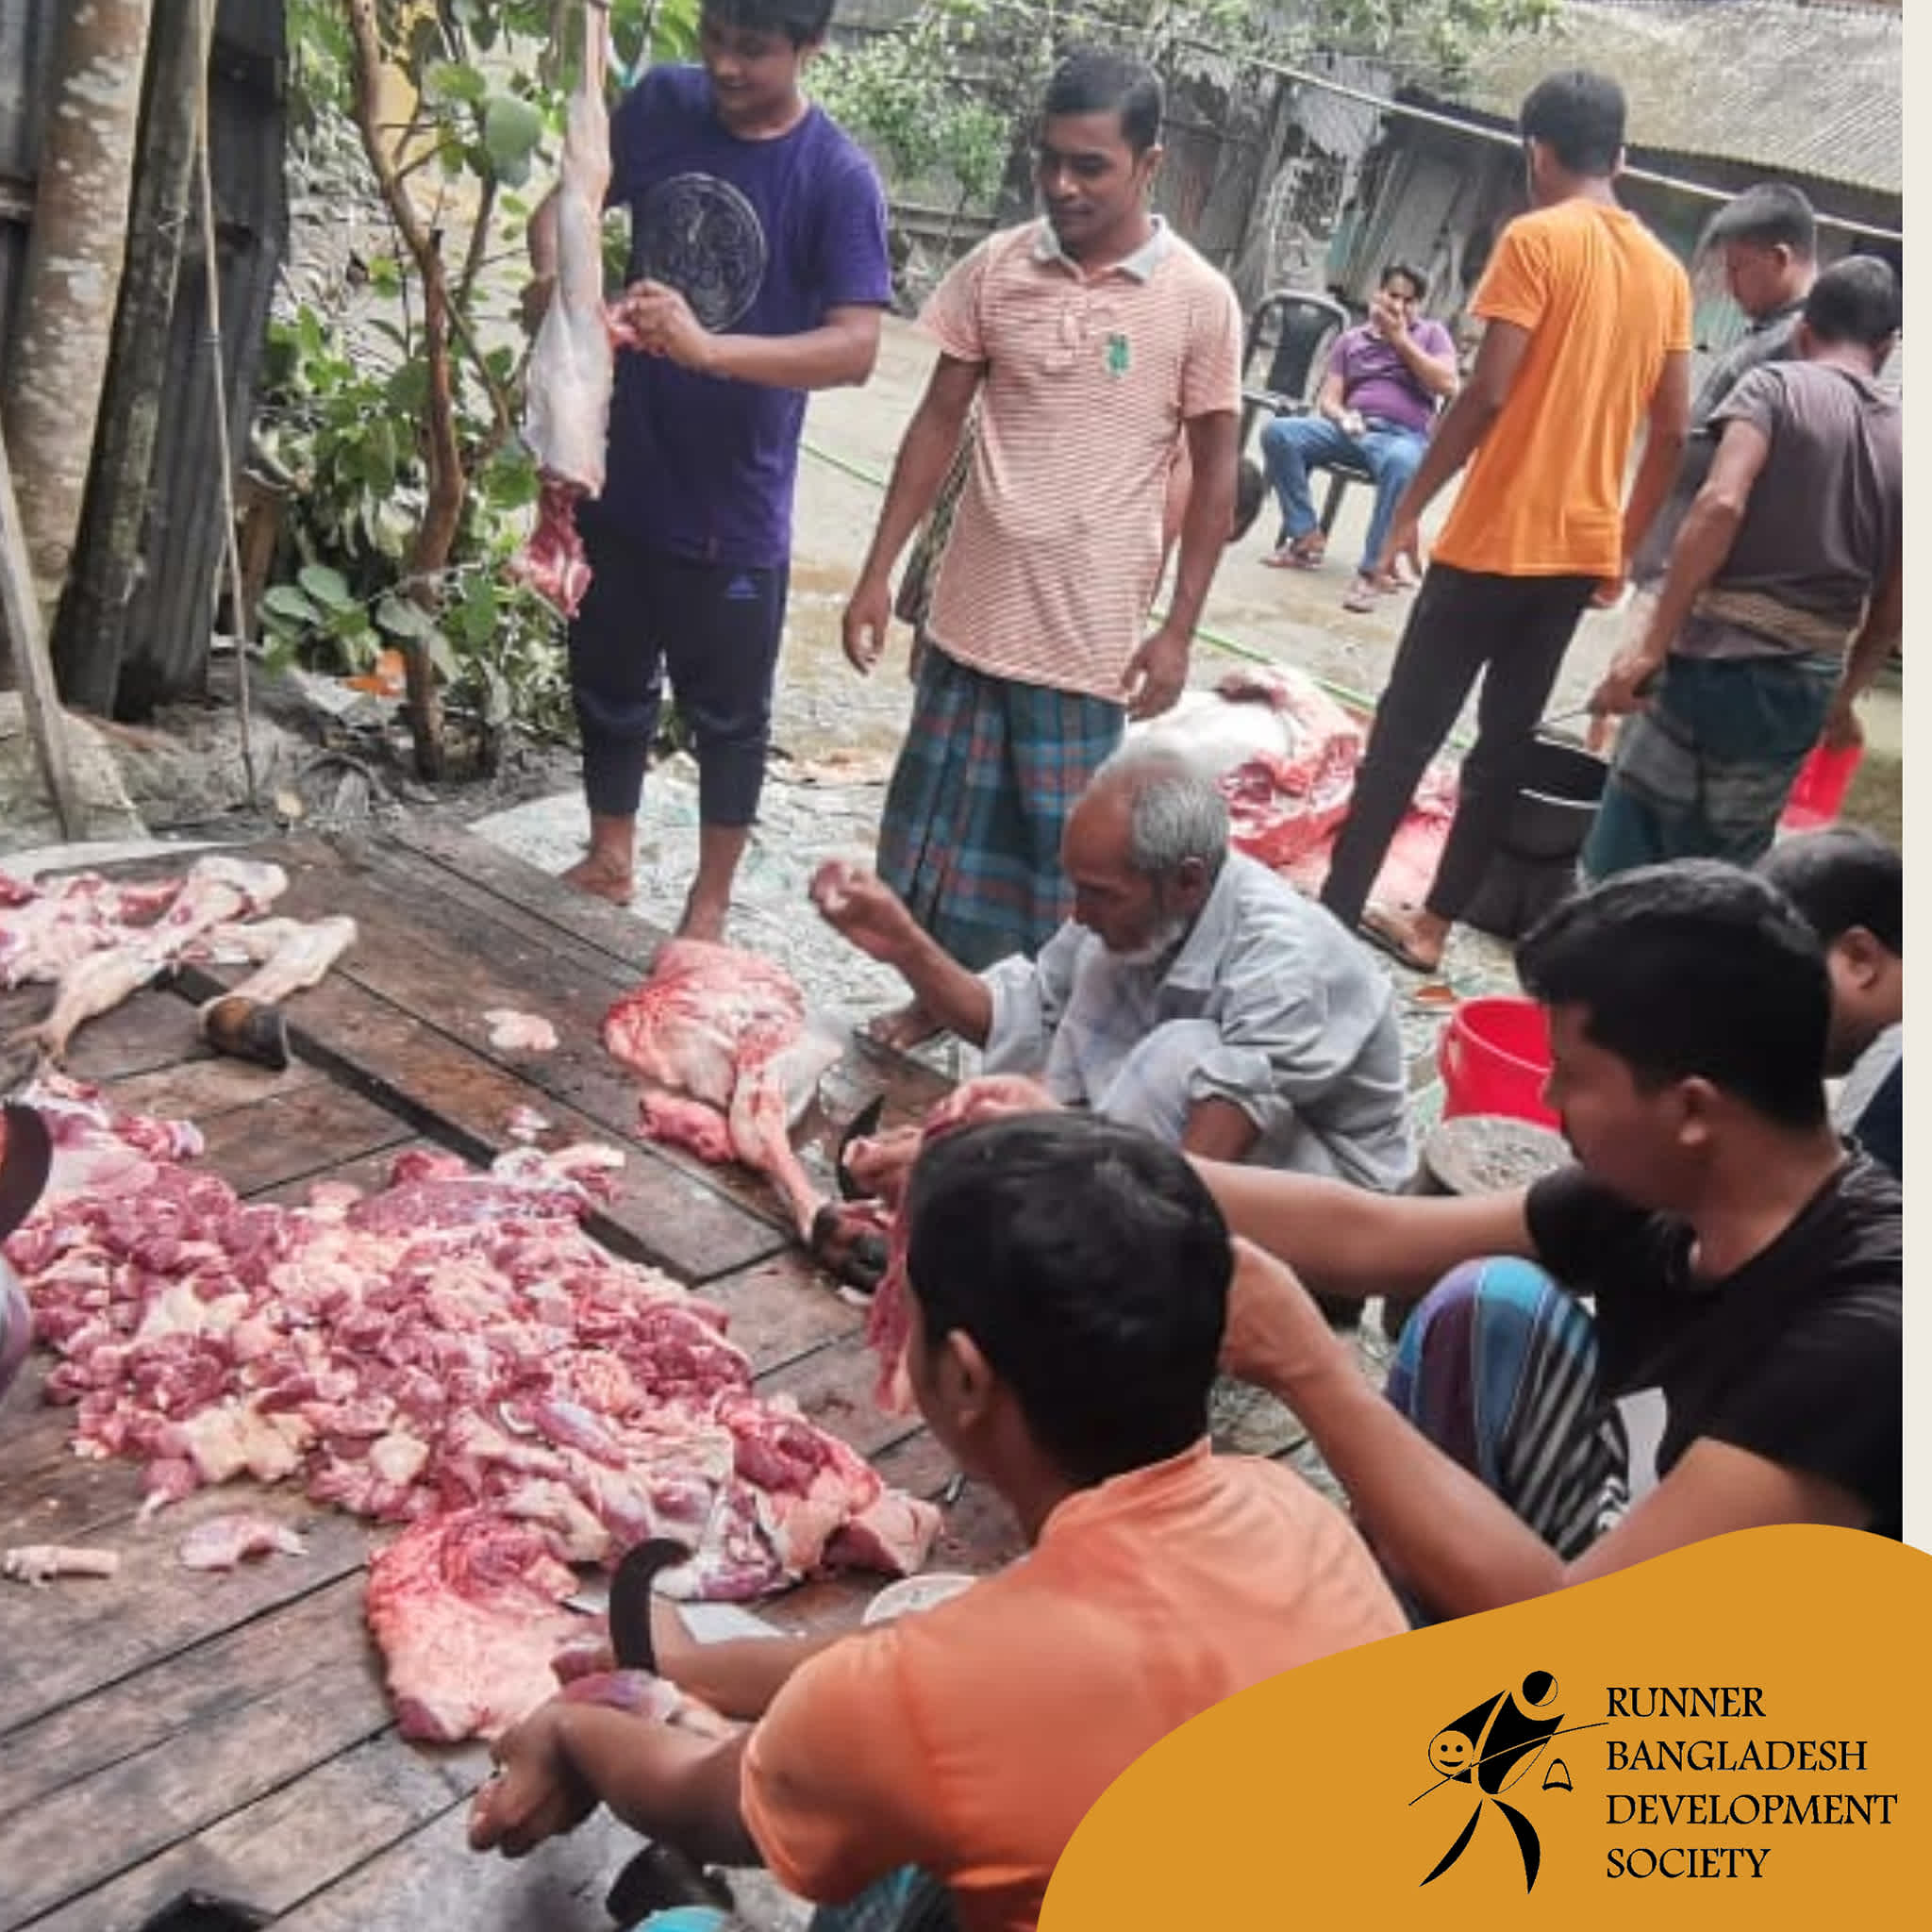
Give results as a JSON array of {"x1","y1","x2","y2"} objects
[{"x1": 1423, "y1": 0, "x2": 1900, "y2": 197}]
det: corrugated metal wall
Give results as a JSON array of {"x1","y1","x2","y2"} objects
[
  {"x1": 0, "y1": 0, "x2": 288, "y2": 714},
  {"x1": 0, "y1": 0, "x2": 58, "y2": 351}
]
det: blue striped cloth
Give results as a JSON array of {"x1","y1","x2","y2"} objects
[
  {"x1": 877, "y1": 646, "x2": 1123, "y2": 970},
  {"x1": 1385, "y1": 1257, "x2": 1628, "y2": 1572}
]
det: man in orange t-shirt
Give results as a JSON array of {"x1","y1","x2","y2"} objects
[
  {"x1": 1321, "y1": 70, "x2": 1692, "y2": 974},
  {"x1": 470, "y1": 1115, "x2": 1405, "y2": 1932}
]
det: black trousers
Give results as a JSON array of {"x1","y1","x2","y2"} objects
[
  {"x1": 1322, "y1": 563, "x2": 1597, "y2": 929},
  {"x1": 568, "y1": 527, "x2": 789, "y2": 825}
]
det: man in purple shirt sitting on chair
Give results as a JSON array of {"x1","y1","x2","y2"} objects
[{"x1": 1259, "y1": 262, "x2": 1458, "y2": 613}]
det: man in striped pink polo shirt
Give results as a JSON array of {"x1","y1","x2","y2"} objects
[{"x1": 842, "y1": 49, "x2": 1243, "y2": 1047}]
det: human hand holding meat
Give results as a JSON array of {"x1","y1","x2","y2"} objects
[
  {"x1": 842, "y1": 1074, "x2": 1059, "y2": 1218},
  {"x1": 618, "y1": 280, "x2": 715, "y2": 374},
  {"x1": 808, "y1": 860, "x2": 921, "y2": 965},
  {"x1": 472, "y1": 1696, "x2": 757, "y2": 1868}
]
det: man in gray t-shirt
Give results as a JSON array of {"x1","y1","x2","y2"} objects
[
  {"x1": 1631, "y1": 183, "x2": 1818, "y2": 586},
  {"x1": 1584, "y1": 258, "x2": 1902, "y2": 880}
]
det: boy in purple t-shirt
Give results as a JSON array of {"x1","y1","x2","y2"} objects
[
  {"x1": 525, "y1": 1, "x2": 891, "y2": 937},
  {"x1": 1258, "y1": 262, "x2": 1458, "y2": 612}
]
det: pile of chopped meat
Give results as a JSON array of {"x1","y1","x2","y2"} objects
[
  {"x1": 605, "y1": 939, "x2": 841, "y2": 1240},
  {"x1": 5, "y1": 1075, "x2": 939, "y2": 1740}
]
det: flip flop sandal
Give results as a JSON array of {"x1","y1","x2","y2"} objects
[
  {"x1": 1341, "y1": 581, "x2": 1383, "y2": 614},
  {"x1": 1357, "y1": 912, "x2": 1443, "y2": 977}
]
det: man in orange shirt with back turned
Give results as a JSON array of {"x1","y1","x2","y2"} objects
[
  {"x1": 470, "y1": 1115, "x2": 1405, "y2": 1931},
  {"x1": 1321, "y1": 70, "x2": 1692, "y2": 975}
]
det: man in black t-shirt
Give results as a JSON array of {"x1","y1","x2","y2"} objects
[
  {"x1": 1200, "y1": 861, "x2": 1901, "y2": 1623},
  {"x1": 1759, "y1": 826, "x2": 1903, "y2": 1182}
]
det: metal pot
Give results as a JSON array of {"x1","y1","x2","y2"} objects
[{"x1": 1500, "y1": 734, "x2": 1608, "y2": 863}]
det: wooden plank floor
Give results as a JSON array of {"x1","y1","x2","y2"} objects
[{"x1": 0, "y1": 826, "x2": 1002, "y2": 1932}]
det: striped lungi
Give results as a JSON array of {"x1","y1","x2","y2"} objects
[
  {"x1": 877, "y1": 645, "x2": 1124, "y2": 969},
  {"x1": 1581, "y1": 645, "x2": 1840, "y2": 881},
  {"x1": 1385, "y1": 1257, "x2": 1628, "y2": 1578}
]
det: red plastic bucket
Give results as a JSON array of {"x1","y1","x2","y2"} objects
[
  {"x1": 1438, "y1": 997, "x2": 1557, "y2": 1129},
  {"x1": 1779, "y1": 742, "x2": 1863, "y2": 834}
]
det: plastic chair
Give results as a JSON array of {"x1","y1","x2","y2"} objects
[{"x1": 1241, "y1": 289, "x2": 1376, "y2": 541}]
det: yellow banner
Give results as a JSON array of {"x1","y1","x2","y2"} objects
[{"x1": 1043, "y1": 1526, "x2": 1924, "y2": 1928}]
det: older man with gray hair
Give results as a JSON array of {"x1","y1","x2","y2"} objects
[{"x1": 811, "y1": 743, "x2": 1412, "y2": 1186}]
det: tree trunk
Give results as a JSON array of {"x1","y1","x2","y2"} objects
[
  {"x1": 345, "y1": 0, "x2": 457, "y2": 781},
  {"x1": 0, "y1": 0, "x2": 156, "y2": 636},
  {"x1": 53, "y1": 0, "x2": 209, "y2": 717}
]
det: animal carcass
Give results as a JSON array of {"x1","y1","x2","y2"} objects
[
  {"x1": 604, "y1": 941, "x2": 841, "y2": 1239},
  {"x1": 0, "y1": 857, "x2": 347, "y2": 1065},
  {"x1": 1137, "y1": 667, "x2": 1362, "y2": 872}
]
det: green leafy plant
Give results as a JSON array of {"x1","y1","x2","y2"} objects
[
  {"x1": 268, "y1": 0, "x2": 700, "y2": 777},
  {"x1": 256, "y1": 296, "x2": 570, "y2": 755}
]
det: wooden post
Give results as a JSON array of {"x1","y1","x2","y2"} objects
[
  {"x1": 0, "y1": 421, "x2": 87, "y2": 839},
  {"x1": 0, "y1": 0, "x2": 156, "y2": 625}
]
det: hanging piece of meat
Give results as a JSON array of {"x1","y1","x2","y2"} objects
[
  {"x1": 604, "y1": 941, "x2": 842, "y2": 1240},
  {"x1": 515, "y1": 4, "x2": 614, "y2": 618}
]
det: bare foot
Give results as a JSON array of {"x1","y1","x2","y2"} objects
[
  {"x1": 865, "y1": 1001, "x2": 941, "y2": 1053},
  {"x1": 676, "y1": 892, "x2": 730, "y2": 943},
  {"x1": 562, "y1": 855, "x2": 634, "y2": 906}
]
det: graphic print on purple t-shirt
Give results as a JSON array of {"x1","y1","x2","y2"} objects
[
  {"x1": 592, "y1": 64, "x2": 891, "y2": 569},
  {"x1": 1330, "y1": 320, "x2": 1456, "y2": 437}
]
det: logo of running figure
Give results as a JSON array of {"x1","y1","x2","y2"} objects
[{"x1": 1412, "y1": 1672, "x2": 1605, "y2": 1894}]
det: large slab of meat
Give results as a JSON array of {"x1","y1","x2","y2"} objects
[
  {"x1": 5, "y1": 1076, "x2": 939, "y2": 1740},
  {"x1": 605, "y1": 940, "x2": 841, "y2": 1241},
  {"x1": 1135, "y1": 665, "x2": 1458, "y2": 904},
  {"x1": 1138, "y1": 667, "x2": 1360, "y2": 872}
]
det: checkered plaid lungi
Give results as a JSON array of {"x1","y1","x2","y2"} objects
[{"x1": 877, "y1": 645, "x2": 1124, "y2": 969}]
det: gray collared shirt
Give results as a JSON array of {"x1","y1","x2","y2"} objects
[
  {"x1": 1633, "y1": 302, "x2": 1806, "y2": 585},
  {"x1": 981, "y1": 854, "x2": 1414, "y2": 1190}
]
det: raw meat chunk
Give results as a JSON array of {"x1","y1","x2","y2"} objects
[
  {"x1": 606, "y1": 941, "x2": 841, "y2": 1238},
  {"x1": 177, "y1": 1513, "x2": 308, "y2": 1572},
  {"x1": 367, "y1": 1510, "x2": 586, "y2": 1742}
]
